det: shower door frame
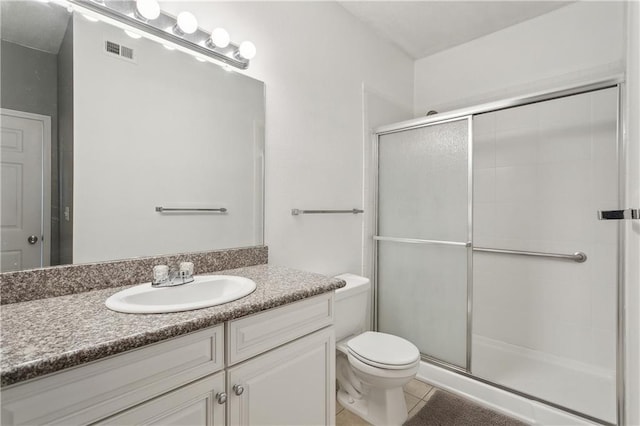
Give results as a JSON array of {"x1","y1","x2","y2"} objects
[{"x1": 372, "y1": 76, "x2": 625, "y2": 426}]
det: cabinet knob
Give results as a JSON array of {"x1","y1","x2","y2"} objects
[
  {"x1": 216, "y1": 392, "x2": 227, "y2": 404},
  {"x1": 233, "y1": 384, "x2": 245, "y2": 396}
]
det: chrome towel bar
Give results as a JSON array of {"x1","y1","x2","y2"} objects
[
  {"x1": 155, "y1": 207, "x2": 227, "y2": 213},
  {"x1": 372, "y1": 237, "x2": 585, "y2": 262},
  {"x1": 291, "y1": 209, "x2": 364, "y2": 215},
  {"x1": 473, "y1": 247, "x2": 587, "y2": 263},
  {"x1": 373, "y1": 236, "x2": 470, "y2": 247}
]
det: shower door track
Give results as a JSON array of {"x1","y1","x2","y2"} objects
[{"x1": 372, "y1": 75, "x2": 626, "y2": 426}]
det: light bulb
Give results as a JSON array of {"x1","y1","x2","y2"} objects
[
  {"x1": 238, "y1": 41, "x2": 256, "y2": 60},
  {"x1": 124, "y1": 29, "x2": 142, "y2": 39},
  {"x1": 176, "y1": 11, "x2": 198, "y2": 35},
  {"x1": 209, "y1": 28, "x2": 230, "y2": 48},
  {"x1": 135, "y1": 0, "x2": 160, "y2": 20}
]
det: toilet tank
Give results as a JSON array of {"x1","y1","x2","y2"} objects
[{"x1": 334, "y1": 273, "x2": 371, "y2": 342}]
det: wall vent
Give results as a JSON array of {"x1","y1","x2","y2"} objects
[
  {"x1": 120, "y1": 45, "x2": 134, "y2": 60},
  {"x1": 105, "y1": 40, "x2": 120, "y2": 55},
  {"x1": 104, "y1": 40, "x2": 136, "y2": 63}
]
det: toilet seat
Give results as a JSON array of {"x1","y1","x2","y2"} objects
[{"x1": 346, "y1": 331, "x2": 420, "y2": 370}]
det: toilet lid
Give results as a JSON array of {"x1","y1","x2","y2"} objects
[{"x1": 347, "y1": 331, "x2": 420, "y2": 369}]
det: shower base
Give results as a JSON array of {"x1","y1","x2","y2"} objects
[
  {"x1": 417, "y1": 336, "x2": 616, "y2": 425},
  {"x1": 472, "y1": 335, "x2": 616, "y2": 424}
]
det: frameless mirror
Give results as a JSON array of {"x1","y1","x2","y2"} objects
[{"x1": 0, "y1": 1, "x2": 265, "y2": 272}]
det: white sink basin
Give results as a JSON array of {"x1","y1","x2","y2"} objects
[{"x1": 105, "y1": 275, "x2": 257, "y2": 314}]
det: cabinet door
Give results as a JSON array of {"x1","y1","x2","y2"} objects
[
  {"x1": 227, "y1": 327, "x2": 335, "y2": 426},
  {"x1": 96, "y1": 372, "x2": 225, "y2": 426}
]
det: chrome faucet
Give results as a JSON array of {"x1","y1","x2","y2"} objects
[{"x1": 152, "y1": 262, "x2": 195, "y2": 288}]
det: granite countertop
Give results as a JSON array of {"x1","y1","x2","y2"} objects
[{"x1": 0, "y1": 264, "x2": 345, "y2": 387}]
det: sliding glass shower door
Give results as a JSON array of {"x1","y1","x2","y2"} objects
[
  {"x1": 374, "y1": 84, "x2": 620, "y2": 424},
  {"x1": 376, "y1": 117, "x2": 471, "y2": 368},
  {"x1": 471, "y1": 87, "x2": 619, "y2": 424}
]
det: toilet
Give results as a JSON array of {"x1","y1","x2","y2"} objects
[{"x1": 334, "y1": 273, "x2": 420, "y2": 426}]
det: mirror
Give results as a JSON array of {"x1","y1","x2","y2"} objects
[{"x1": 0, "y1": 1, "x2": 265, "y2": 272}]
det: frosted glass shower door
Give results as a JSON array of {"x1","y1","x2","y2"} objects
[{"x1": 376, "y1": 118, "x2": 470, "y2": 368}]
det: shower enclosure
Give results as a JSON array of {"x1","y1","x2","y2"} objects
[{"x1": 373, "y1": 81, "x2": 623, "y2": 425}]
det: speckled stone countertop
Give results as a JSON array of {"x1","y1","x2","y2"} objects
[{"x1": 0, "y1": 265, "x2": 345, "y2": 387}]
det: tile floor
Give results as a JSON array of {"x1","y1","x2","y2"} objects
[{"x1": 335, "y1": 378, "x2": 434, "y2": 426}]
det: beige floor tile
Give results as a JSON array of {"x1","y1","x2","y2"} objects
[
  {"x1": 335, "y1": 389, "x2": 433, "y2": 425},
  {"x1": 403, "y1": 378, "x2": 433, "y2": 399},
  {"x1": 422, "y1": 386, "x2": 437, "y2": 401},
  {"x1": 335, "y1": 408, "x2": 372, "y2": 426},
  {"x1": 404, "y1": 392, "x2": 421, "y2": 412},
  {"x1": 407, "y1": 398, "x2": 427, "y2": 420}
]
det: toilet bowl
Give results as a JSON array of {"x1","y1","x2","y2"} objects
[{"x1": 334, "y1": 274, "x2": 420, "y2": 426}]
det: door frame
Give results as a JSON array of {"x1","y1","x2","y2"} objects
[{"x1": 1, "y1": 108, "x2": 52, "y2": 268}]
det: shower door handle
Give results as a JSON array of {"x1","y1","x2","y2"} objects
[{"x1": 598, "y1": 208, "x2": 640, "y2": 220}]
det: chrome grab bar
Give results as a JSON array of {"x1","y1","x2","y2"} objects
[
  {"x1": 473, "y1": 247, "x2": 587, "y2": 263},
  {"x1": 291, "y1": 209, "x2": 364, "y2": 215},
  {"x1": 155, "y1": 207, "x2": 227, "y2": 213}
]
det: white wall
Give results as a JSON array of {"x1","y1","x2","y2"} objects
[
  {"x1": 414, "y1": 1, "x2": 626, "y2": 114},
  {"x1": 57, "y1": 21, "x2": 73, "y2": 265},
  {"x1": 624, "y1": 2, "x2": 640, "y2": 424},
  {"x1": 73, "y1": 16, "x2": 265, "y2": 263},
  {"x1": 162, "y1": 1, "x2": 414, "y2": 276}
]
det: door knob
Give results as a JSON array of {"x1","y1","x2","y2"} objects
[
  {"x1": 27, "y1": 235, "x2": 38, "y2": 244},
  {"x1": 216, "y1": 392, "x2": 227, "y2": 404}
]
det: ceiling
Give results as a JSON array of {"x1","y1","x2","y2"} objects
[
  {"x1": 1, "y1": 1, "x2": 572, "y2": 60},
  {"x1": 338, "y1": 1, "x2": 572, "y2": 59},
  {"x1": 1, "y1": 1, "x2": 71, "y2": 54}
]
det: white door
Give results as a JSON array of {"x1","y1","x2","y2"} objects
[
  {"x1": 0, "y1": 109, "x2": 50, "y2": 272},
  {"x1": 227, "y1": 328, "x2": 335, "y2": 426}
]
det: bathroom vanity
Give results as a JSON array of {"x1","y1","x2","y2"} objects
[{"x1": 0, "y1": 264, "x2": 344, "y2": 425}]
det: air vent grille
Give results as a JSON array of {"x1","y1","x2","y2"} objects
[
  {"x1": 120, "y1": 46, "x2": 134, "y2": 60},
  {"x1": 105, "y1": 40, "x2": 120, "y2": 55},
  {"x1": 104, "y1": 40, "x2": 136, "y2": 63}
]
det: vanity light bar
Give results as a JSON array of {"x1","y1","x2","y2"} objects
[{"x1": 68, "y1": 0, "x2": 253, "y2": 69}]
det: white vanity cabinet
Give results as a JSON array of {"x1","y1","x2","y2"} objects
[
  {"x1": 1, "y1": 326, "x2": 226, "y2": 426},
  {"x1": 225, "y1": 294, "x2": 335, "y2": 426},
  {"x1": 227, "y1": 329, "x2": 334, "y2": 426},
  {"x1": 96, "y1": 372, "x2": 227, "y2": 426},
  {"x1": 1, "y1": 293, "x2": 335, "y2": 426}
]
